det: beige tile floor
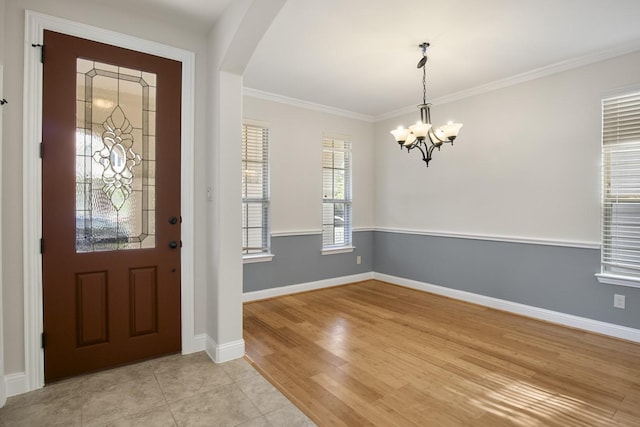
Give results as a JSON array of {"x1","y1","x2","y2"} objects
[{"x1": 0, "y1": 352, "x2": 316, "y2": 427}]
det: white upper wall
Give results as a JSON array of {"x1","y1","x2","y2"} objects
[
  {"x1": 243, "y1": 95, "x2": 375, "y2": 235},
  {"x1": 375, "y1": 51, "x2": 640, "y2": 245},
  {"x1": 0, "y1": 0, "x2": 5, "y2": 64}
]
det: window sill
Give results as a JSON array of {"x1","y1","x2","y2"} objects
[
  {"x1": 596, "y1": 273, "x2": 640, "y2": 289},
  {"x1": 243, "y1": 254, "x2": 274, "y2": 264},
  {"x1": 321, "y1": 246, "x2": 355, "y2": 255}
]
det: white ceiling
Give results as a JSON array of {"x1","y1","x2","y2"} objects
[
  {"x1": 108, "y1": 0, "x2": 640, "y2": 118},
  {"x1": 97, "y1": 0, "x2": 233, "y2": 33}
]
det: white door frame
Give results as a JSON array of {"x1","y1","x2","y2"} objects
[
  {"x1": 0, "y1": 65, "x2": 6, "y2": 407},
  {"x1": 23, "y1": 11, "x2": 197, "y2": 392}
]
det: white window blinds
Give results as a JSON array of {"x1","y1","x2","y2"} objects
[
  {"x1": 601, "y1": 91, "x2": 640, "y2": 281},
  {"x1": 242, "y1": 123, "x2": 270, "y2": 255},
  {"x1": 322, "y1": 137, "x2": 352, "y2": 249}
]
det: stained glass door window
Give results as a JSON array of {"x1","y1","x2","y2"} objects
[{"x1": 75, "y1": 58, "x2": 156, "y2": 252}]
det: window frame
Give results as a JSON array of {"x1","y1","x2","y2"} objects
[
  {"x1": 241, "y1": 120, "x2": 273, "y2": 263},
  {"x1": 321, "y1": 135, "x2": 354, "y2": 254},
  {"x1": 596, "y1": 89, "x2": 640, "y2": 288}
]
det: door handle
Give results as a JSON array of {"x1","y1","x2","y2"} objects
[
  {"x1": 169, "y1": 216, "x2": 178, "y2": 224},
  {"x1": 169, "y1": 241, "x2": 179, "y2": 249}
]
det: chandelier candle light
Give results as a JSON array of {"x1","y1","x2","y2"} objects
[{"x1": 390, "y1": 42, "x2": 463, "y2": 166}]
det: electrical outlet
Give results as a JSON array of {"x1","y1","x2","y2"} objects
[
  {"x1": 614, "y1": 294, "x2": 626, "y2": 309},
  {"x1": 356, "y1": 255, "x2": 362, "y2": 265}
]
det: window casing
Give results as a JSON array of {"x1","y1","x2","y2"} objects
[
  {"x1": 242, "y1": 123, "x2": 270, "y2": 257},
  {"x1": 322, "y1": 137, "x2": 352, "y2": 251},
  {"x1": 598, "y1": 90, "x2": 640, "y2": 288}
]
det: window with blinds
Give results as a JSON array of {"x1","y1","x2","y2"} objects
[
  {"x1": 322, "y1": 137, "x2": 352, "y2": 249},
  {"x1": 242, "y1": 123, "x2": 270, "y2": 256},
  {"x1": 600, "y1": 90, "x2": 640, "y2": 286}
]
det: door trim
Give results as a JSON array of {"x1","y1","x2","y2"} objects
[
  {"x1": 23, "y1": 10, "x2": 197, "y2": 392},
  {"x1": 0, "y1": 65, "x2": 6, "y2": 407}
]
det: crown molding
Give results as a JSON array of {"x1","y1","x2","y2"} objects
[
  {"x1": 243, "y1": 88, "x2": 375, "y2": 123},
  {"x1": 375, "y1": 39, "x2": 640, "y2": 122},
  {"x1": 244, "y1": 40, "x2": 640, "y2": 124}
]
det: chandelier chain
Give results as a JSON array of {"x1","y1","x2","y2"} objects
[{"x1": 422, "y1": 64, "x2": 427, "y2": 105}]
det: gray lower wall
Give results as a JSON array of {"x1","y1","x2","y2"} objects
[
  {"x1": 374, "y1": 231, "x2": 640, "y2": 329},
  {"x1": 243, "y1": 231, "x2": 374, "y2": 293},
  {"x1": 243, "y1": 229, "x2": 640, "y2": 330}
]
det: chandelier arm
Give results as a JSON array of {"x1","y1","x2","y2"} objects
[
  {"x1": 427, "y1": 127, "x2": 445, "y2": 145},
  {"x1": 425, "y1": 143, "x2": 438, "y2": 166},
  {"x1": 412, "y1": 142, "x2": 429, "y2": 164},
  {"x1": 407, "y1": 142, "x2": 418, "y2": 153}
]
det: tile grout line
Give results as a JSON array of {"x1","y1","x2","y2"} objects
[
  {"x1": 225, "y1": 359, "x2": 292, "y2": 425},
  {"x1": 80, "y1": 378, "x2": 85, "y2": 427},
  {"x1": 230, "y1": 361, "x2": 311, "y2": 425},
  {"x1": 231, "y1": 373, "x2": 272, "y2": 427},
  {"x1": 243, "y1": 354, "x2": 319, "y2": 424},
  {"x1": 7, "y1": 354, "x2": 311, "y2": 427},
  {"x1": 153, "y1": 369, "x2": 179, "y2": 427}
]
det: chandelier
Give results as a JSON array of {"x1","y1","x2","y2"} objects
[{"x1": 390, "y1": 43, "x2": 463, "y2": 166}]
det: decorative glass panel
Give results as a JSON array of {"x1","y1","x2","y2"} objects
[{"x1": 76, "y1": 58, "x2": 156, "y2": 252}]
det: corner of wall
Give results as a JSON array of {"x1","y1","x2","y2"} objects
[
  {"x1": 205, "y1": 335, "x2": 245, "y2": 364},
  {"x1": 4, "y1": 371, "x2": 26, "y2": 399}
]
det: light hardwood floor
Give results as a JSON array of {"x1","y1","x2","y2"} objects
[{"x1": 243, "y1": 280, "x2": 640, "y2": 426}]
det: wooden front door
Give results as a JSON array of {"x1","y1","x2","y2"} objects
[{"x1": 42, "y1": 30, "x2": 182, "y2": 382}]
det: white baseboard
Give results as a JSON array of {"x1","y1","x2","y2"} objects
[
  {"x1": 205, "y1": 336, "x2": 246, "y2": 364},
  {"x1": 5, "y1": 372, "x2": 27, "y2": 398},
  {"x1": 243, "y1": 272, "x2": 375, "y2": 302},
  {"x1": 374, "y1": 273, "x2": 640, "y2": 343},
  {"x1": 247, "y1": 270, "x2": 640, "y2": 343},
  {"x1": 188, "y1": 334, "x2": 206, "y2": 353}
]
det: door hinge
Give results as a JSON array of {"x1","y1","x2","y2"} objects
[
  {"x1": 180, "y1": 216, "x2": 183, "y2": 224},
  {"x1": 40, "y1": 142, "x2": 44, "y2": 159},
  {"x1": 40, "y1": 238, "x2": 44, "y2": 254},
  {"x1": 41, "y1": 332, "x2": 46, "y2": 349},
  {"x1": 31, "y1": 43, "x2": 44, "y2": 63},
  {"x1": 180, "y1": 240, "x2": 183, "y2": 248}
]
